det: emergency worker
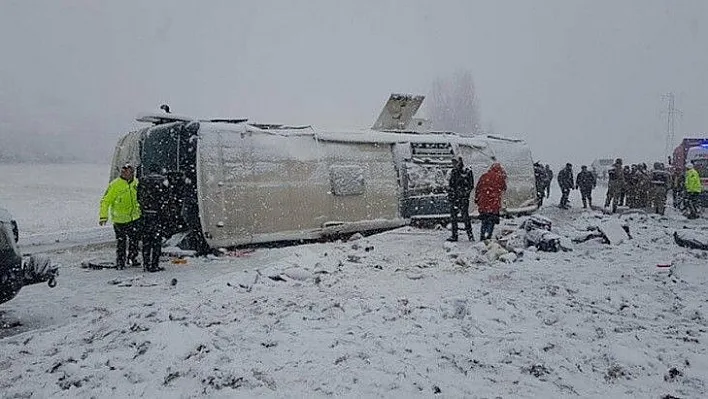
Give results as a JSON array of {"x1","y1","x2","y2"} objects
[
  {"x1": 100, "y1": 164, "x2": 141, "y2": 269},
  {"x1": 685, "y1": 162, "x2": 703, "y2": 219}
]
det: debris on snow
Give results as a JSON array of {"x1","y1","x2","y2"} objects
[
  {"x1": 673, "y1": 230, "x2": 708, "y2": 250},
  {"x1": 597, "y1": 220, "x2": 631, "y2": 245},
  {"x1": 162, "y1": 246, "x2": 197, "y2": 257},
  {"x1": 80, "y1": 259, "x2": 116, "y2": 269},
  {"x1": 283, "y1": 267, "x2": 313, "y2": 281}
]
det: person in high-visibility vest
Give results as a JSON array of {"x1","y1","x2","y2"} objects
[
  {"x1": 685, "y1": 162, "x2": 703, "y2": 219},
  {"x1": 100, "y1": 163, "x2": 142, "y2": 269}
]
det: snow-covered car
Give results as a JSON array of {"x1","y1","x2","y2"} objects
[{"x1": 0, "y1": 206, "x2": 58, "y2": 305}]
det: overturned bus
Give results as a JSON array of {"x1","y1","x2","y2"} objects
[{"x1": 110, "y1": 94, "x2": 537, "y2": 250}]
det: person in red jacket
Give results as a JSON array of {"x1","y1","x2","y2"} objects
[{"x1": 474, "y1": 162, "x2": 507, "y2": 240}]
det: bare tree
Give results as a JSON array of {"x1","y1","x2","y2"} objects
[{"x1": 428, "y1": 70, "x2": 480, "y2": 135}]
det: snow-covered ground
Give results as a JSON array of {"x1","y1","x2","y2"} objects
[{"x1": 1, "y1": 164, "x2": 707, "y2": 398}]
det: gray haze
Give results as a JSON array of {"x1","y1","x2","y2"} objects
[{"x1": 1, "y1": 0, "x2": 707, "y2": 167}]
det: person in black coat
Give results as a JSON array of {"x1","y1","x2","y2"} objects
[
  {"x1": 138, "y1": 173, "x2": 168, "y2": 272},
  {"x1": 447, "y1": 157, "x2": 474, "y2": 241},
  {"x1": 575, "y1": 165, "x2": 597, "y2": 208},
  {"x1": 557, "y1": 163, "x2": 575, "y2": 209},
  {"x1": 534, "y1": 162, "x2": 547, "y2": 206},
  {"x1": 544, "y1": 165, "x2": 553, "y2": 198}
]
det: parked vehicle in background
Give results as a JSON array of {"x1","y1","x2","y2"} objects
[{"x1": 591, "y1": 158, "x2": 615, "y2": 180}]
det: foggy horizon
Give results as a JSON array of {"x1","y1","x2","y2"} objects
[{"x1": 1, "y1": 0, "x2": 707, "y2": 168}]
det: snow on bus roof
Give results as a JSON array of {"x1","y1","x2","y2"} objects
[
  {"x1": 245, "y1": 124, "x2": 315, "y2": 136},
  {"x1": 313, "y1": 129, "x2": 527, "y2": 148},
  {"x1": 136, "y1": 112, "x2": 249, "y2": 125},
  {"x1": 135, "y1": 112, "x2": 524, "y2": 148}
]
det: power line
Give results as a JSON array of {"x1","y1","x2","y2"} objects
[{"x1": 662, "y1": 92, "x2": 682, "y2": 160}]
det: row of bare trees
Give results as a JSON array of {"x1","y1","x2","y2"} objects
[{"x1": 427, "y1": 70, "x2": 481, "y2": 135}]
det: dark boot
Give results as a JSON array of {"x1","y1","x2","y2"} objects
[{"x1": 446, "y1": 236, "x2": 458, "y2": 242}]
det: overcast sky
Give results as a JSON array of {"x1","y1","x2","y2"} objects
[{"x1": 1, "y1": 0, "x2": 706, "y2": 166}]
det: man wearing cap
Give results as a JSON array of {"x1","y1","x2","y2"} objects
[{"x1": 99, "y1": 164, "x2": 142, "y2": 269}]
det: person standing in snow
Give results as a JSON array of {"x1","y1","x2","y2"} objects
[
  {"x1": 138, "y1": 172, "x2": 168, "y2": 272},
  {"x1": 685, "y1": 162, "x2": 703, "y2": 219},
  {"x1": 533, "y1": 162, "x2": 547, "y2": 206},
  {"x1": 637, "y1": 163, "x2": 651, "y2": 208},
  {"x1": 544, "y1": 165, "x2": 553, "y2": 198},
  {"x1": 650, "y1": 162, "x2": 671, "y2": 215},
  {"x1": 474, "y1": 162, "x2": 507, "y2": 241},
  {"x1": 622, "y1": 165, "x2": 632, "y2": 206},
  {"x1": 557, "y1": 163, "x2": 574, "y2": 209},
  {"x1": 447, "y1": 157, "x2": 474, "y2": 241},
  {"x1": 575, "y1": 165, "x2": 596, "y2": 208},
  {"x1": 604, "y1": 158, "x2": 625, "y2": 213},
  {"x1": 99, "y1": 163, "x2": 141, "y2": 270},
  {"x1": 671, "y1": 169, "x2": 684, "y2": 208}
]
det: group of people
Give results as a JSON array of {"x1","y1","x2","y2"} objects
[
  {"x1": 604, "y1": 158, "x2": 704, "y2": 217},
  {"x1": 99, "y1": 163, "x2": 168, "y2": 272},
  {"x1": 604, "y1": 159, "x2": 671, "y2": 214},
  {"x1": 534, "y1": 163, "x2": 598, "y2": 209},
  {"x1": 533, "y1": 158, "x2": 702, "y2": 218},
  {"x1": 447, "y1": 157, "x2": 507, "y2": 242}
]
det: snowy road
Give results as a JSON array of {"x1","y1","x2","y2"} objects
[{"x1": 1, "y1": 165, "x2": 707, "y2": 398}]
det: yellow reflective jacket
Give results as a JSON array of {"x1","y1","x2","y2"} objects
[
  {"x1": 99, "y1": 177, "x2": 141, "y2": 224},
  {"x1": 685, "y1": 168, "x2": 702, "y2": 193}
]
